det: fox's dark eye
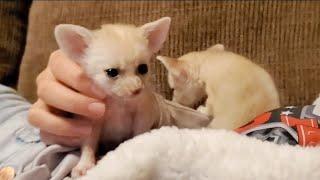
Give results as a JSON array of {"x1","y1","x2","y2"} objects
[
  {"x1": 137, "y1": 64, "x2": 148, "y2": 75},
  {"x1": 105, "y1": 68, "x2": 119, "y2": 78}
]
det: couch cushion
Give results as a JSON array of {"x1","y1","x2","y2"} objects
[
  {"x1": 19, "y1": 1, "x2": 320, "y2": 105},
  {"x1": 0, "y1": 1, "x2": 31, "y2": 87}
]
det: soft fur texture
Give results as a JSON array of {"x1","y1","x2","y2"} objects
[
  {"x1": 157, "y1": 45, "x2": 280, "y2": 130},
  {"x1": 80, "y1": 126, "x2": 320, "y2": 180},
  {"x1": 54, "y1": 17, "x2": 173, "y2": 177}
]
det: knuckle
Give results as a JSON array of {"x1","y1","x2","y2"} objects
[
  {"x1": 75, "y1": 71, "x2": 85, "y2": 81},
  {"x1": 36, "y1": 81, "x2": 49, "y2": 98},
  {"x1": 36, "y1": 69, "x2": 47, "y2": 85},
  {"x1": 74, "y1": 72, "x2": 90, "y2": 92},
  {"x1": 28, "y1": 107, "x2": 40, "y2": 127},
  {"x1": 49, "y1": 50, "x2": 61, "y2": 63},
  {"x1": 75, "y1": 70, "x2": 87, "y2": 82},
  {"x1": 35, "y1": 74, "x2": 42, "y2": 85},
  {"x1": 48, "y1": 50, "x2": 62, "y2": 69}
]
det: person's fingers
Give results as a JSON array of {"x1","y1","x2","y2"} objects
[
  {"x1": 36, "y1": 66, "x2": 105, "y2": 119},
  {"x1": 40, "y1": 131, "x2": 82, "y2": 147},
  {"x1": 37, "y1": 78, "x2": 105, "y2": 119},
  {"x1": 48, "y1": 50, "x2": 106, "y2": 99},
  {"x1": 36, "y1": 68, "x2": 54, "y2": 85},
  {"x1": 28, "y1": 100, "x2": 92, "y2": 137}
]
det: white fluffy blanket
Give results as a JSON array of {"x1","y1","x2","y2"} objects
[{"x1": 80, "y1": 127, "x2": 320, "y2": 180}]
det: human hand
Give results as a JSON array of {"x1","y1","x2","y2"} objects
[{"x1": 29, "y1": 50, "x2": 106, "y2": 147}]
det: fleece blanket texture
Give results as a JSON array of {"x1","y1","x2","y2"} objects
[{"x1": 80, "y1": 127, "x2": 320, "y2": 180}]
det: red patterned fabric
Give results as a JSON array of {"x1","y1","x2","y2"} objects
[{"x1": 236, "y1": 105, "x2": 320, "y2": 146}]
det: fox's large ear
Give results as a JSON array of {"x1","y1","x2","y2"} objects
[
  {"x1": 156, "y1": 55, "x2": 188, "y2": 83},
  {"x1": 156, "y1": 56, "x2": 180, "y2": 75},
  {"x1": 140, "y1": 17, "x2": 171, "y2": 53},
  {"x1": 54, "y1": 24, "x2": 93, "y2": 62}
]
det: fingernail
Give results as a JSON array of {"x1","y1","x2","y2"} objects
[
  {"x1": 88, "y1": 102, "x2": 105, "y2": 117},
  {"x1": 91, "y1": 85, "x2": 106, "y2": 99}
]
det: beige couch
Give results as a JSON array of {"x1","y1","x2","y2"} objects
[{"x1": 2, "y1": 1, "x2": 320, "y2": 105}]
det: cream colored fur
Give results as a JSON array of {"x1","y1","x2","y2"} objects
[
  {"x1": 157, "y1": 45, "x2": 280, "y2": 130},
  {"x1": 54, "y1": 17, "x2": 172, "y2": 177}
]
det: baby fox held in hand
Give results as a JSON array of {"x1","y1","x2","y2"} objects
[
  {"x1": 55, "y1": 17, "x2": 171, "y2": 177},
  {"x1": 157, "y1": 44, "x2": 280, "y2": 130}
]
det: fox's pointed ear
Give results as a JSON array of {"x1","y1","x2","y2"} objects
[
  {"x1": 156, "y1": 56, "x2": 179, "y2": 73},
  {"x1": 156, "y1": 55, "x2": 188, "y2": 82},
  {"x1": 54, "y1": 24, "x2": 93, "y2": 62},
  {"x1": 207, "y1": 44, "x2": 225, "y2": 52},
  {"x1": 140, "y1": 17, "x2": 171, "y2": 53}
]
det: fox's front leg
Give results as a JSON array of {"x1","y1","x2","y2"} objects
[{"x1": 71, "y1": 123, "x2": 102, "y2": 178}]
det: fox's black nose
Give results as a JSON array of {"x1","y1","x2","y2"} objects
[{"x1": 132, "y1": 88, "x2": 142, "y2": 95}]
